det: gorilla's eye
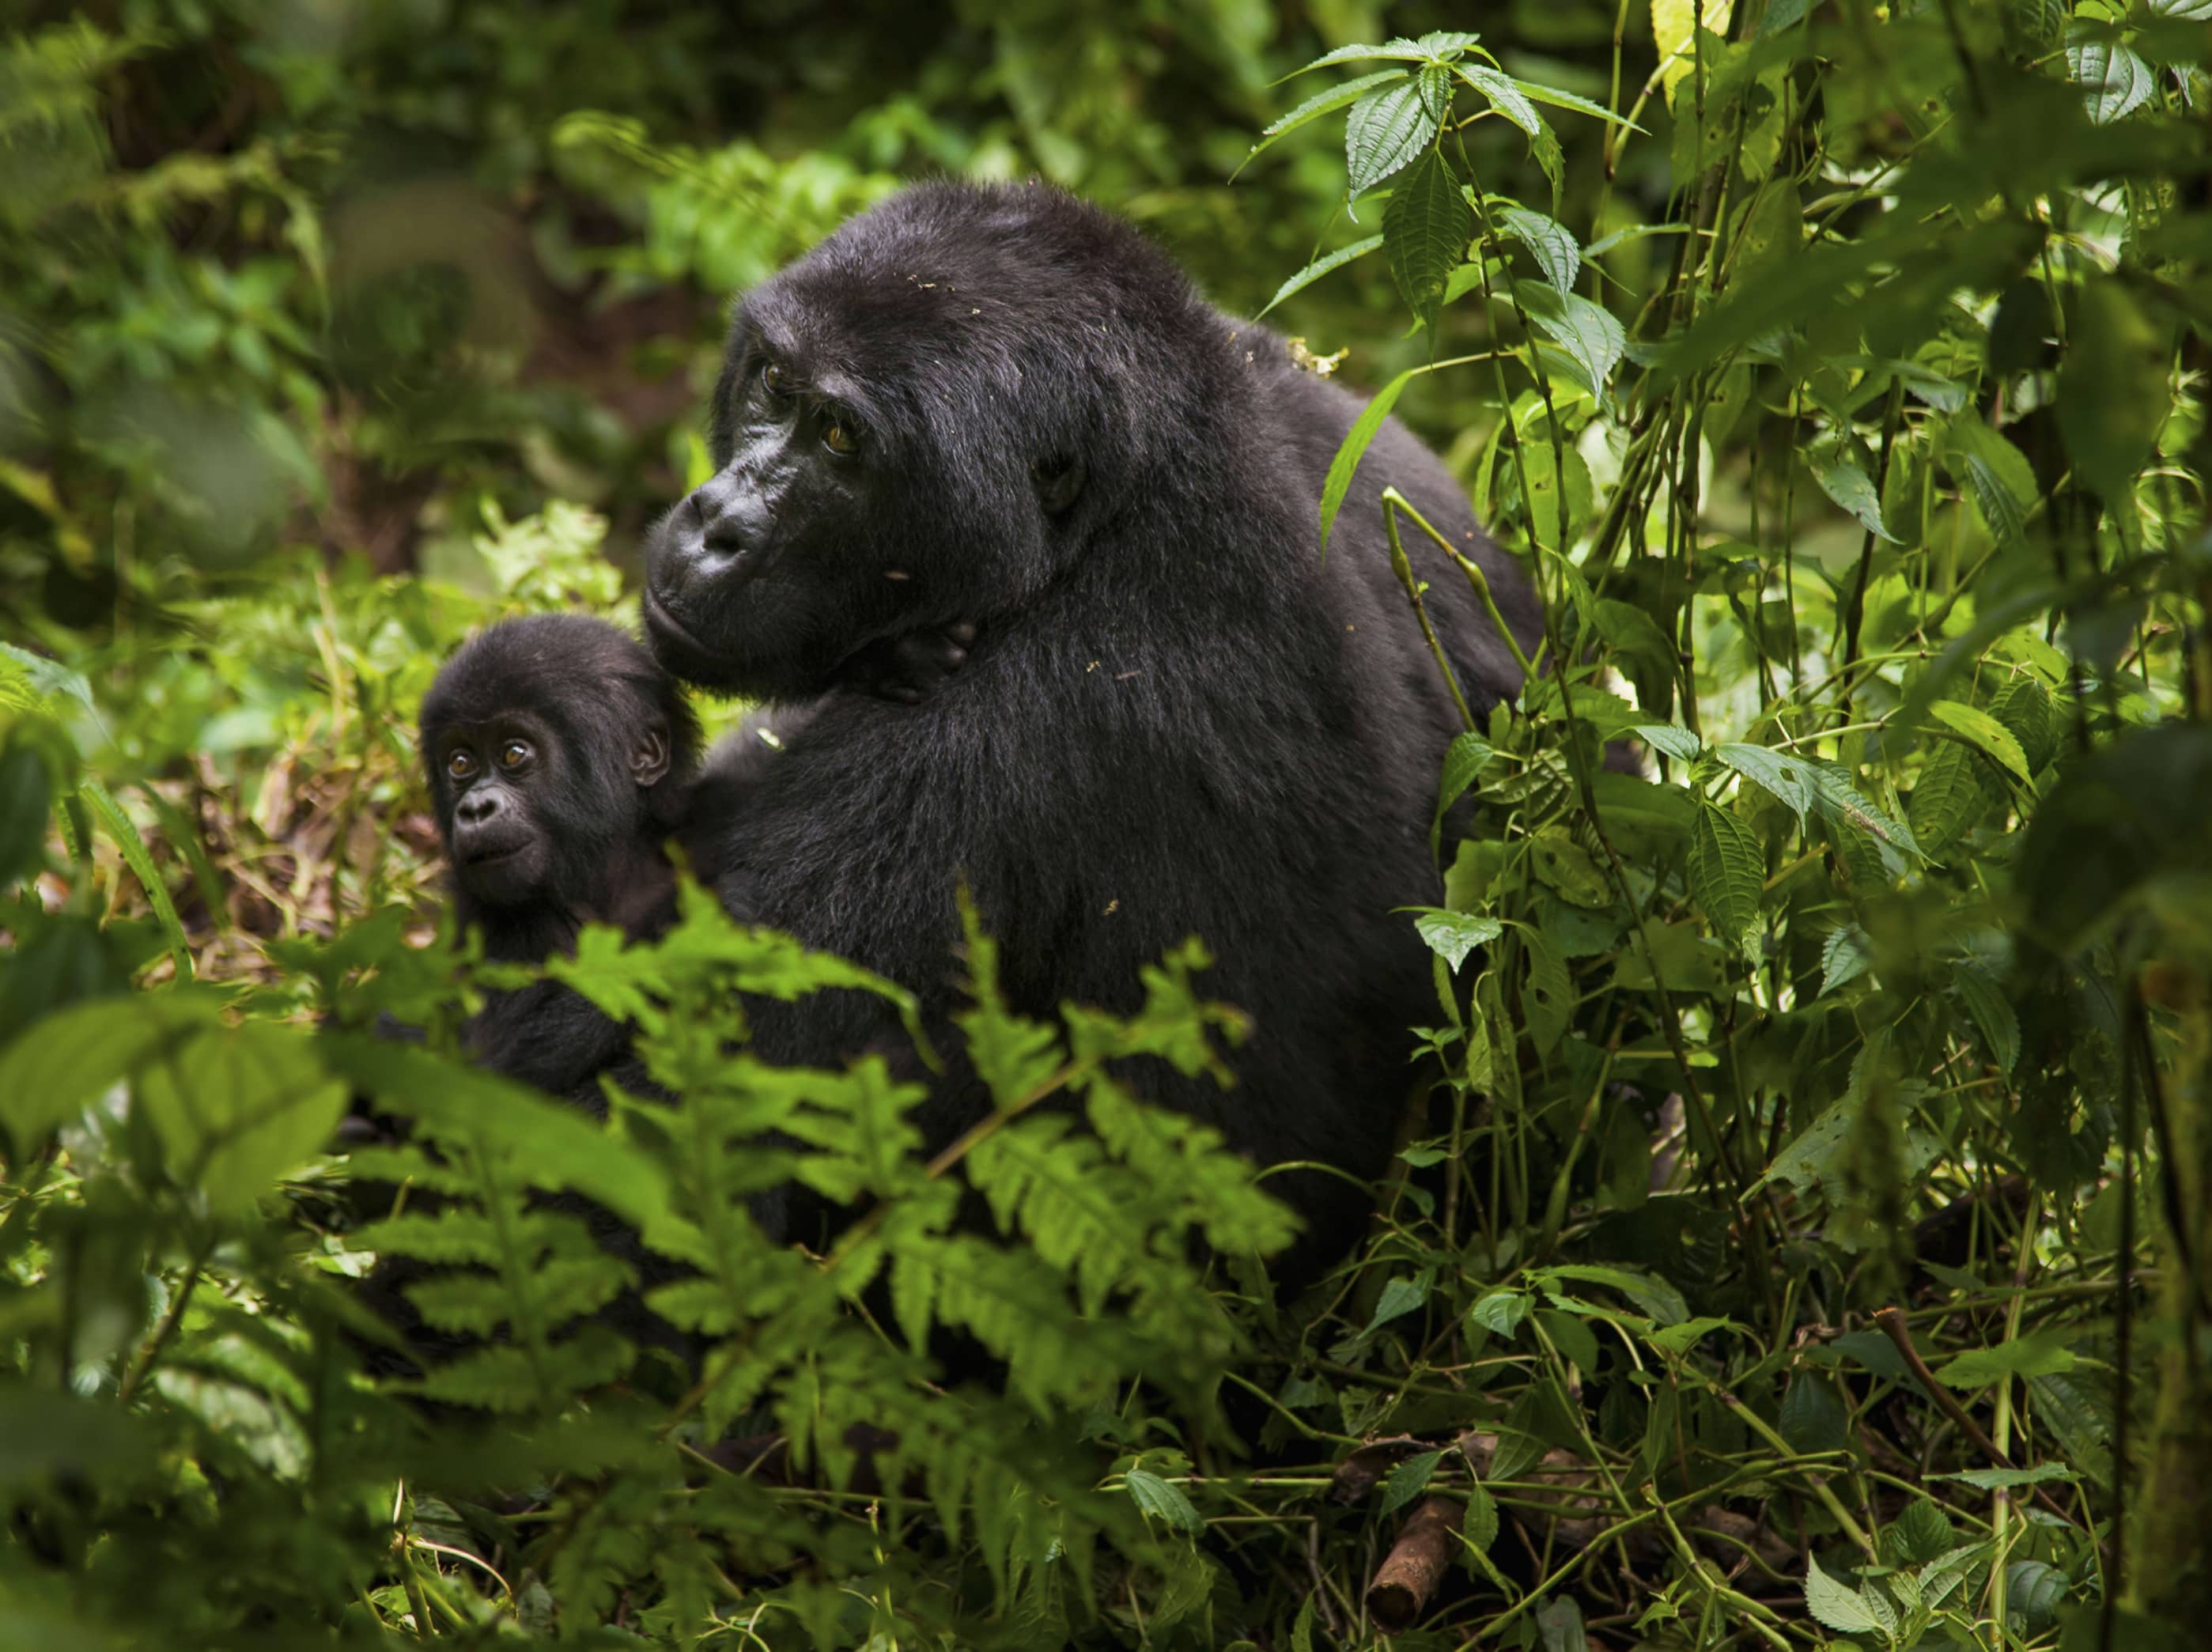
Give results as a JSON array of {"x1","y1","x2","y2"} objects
[
  {"x1": 446, "y1": 750, "x2": 475, "y2": 781},
  {"x1": 499, "y1": 739, "x2": 532, "y2": 770},
  {"x1": 761, "y1": 361, "x2": 788, "y2": 397},
  {"x1": 822, "y1": 419, "x2": 860, "y2": 457}
]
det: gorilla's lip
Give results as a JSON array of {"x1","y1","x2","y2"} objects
[
  {"x1": 642, "y1": 586, "x2": 739, "y2": 685},
  {"x1": 459, "y1": 840, "x2": 526, "y2": 867}
]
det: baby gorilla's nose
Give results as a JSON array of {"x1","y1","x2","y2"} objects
[{"x1": 455, "y1": 789, "x2": 504, "y2": 827}]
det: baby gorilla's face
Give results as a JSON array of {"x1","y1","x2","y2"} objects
[{"x1": 430, "y1": 713, "x2": 559, "y2": 907}]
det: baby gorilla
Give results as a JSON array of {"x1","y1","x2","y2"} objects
[{"x1": 421, "y1": 613, "x2": 697, "y2": 1100}]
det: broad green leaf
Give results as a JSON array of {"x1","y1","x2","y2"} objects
[
  {"x1": 1942, "y1": 419, "x2": 2037, "y2": 550},
  {"x1": 1345, "y1": 69, "x2": 1449, "y2": 206},
  {"x1": 1378, "y1": 1448, "x2": 1443, "y2": 1517},
  {"x1": 135, "y1": 1022, "x2": 346, "y2": 1215},
  {"x1": 1648, "y1": 1315, "x2": 1739, "y2": 1355},
  {"x1": 1470, "y1": 1288, "x2": 1529, "y2": 1336},
  {"x1": 1257, "y1": 233, "x2": 1384, "y2": 319},
  {"x1": 1527, "y1": 832, "x2": 1609, "y2": 909},
  {"x1": 1934, "y1": 1331, "x2": 2078, "y2": 1387},
  {"x1": 1652, "y1": 0, "x2": 1737, "y2": 105},
  {"x1": 1522, "y1": 932, "x2": 1571, "y2": 1053},
  {"x1": 1499, "y1": 204, "x2": 1579, "y2": 297},
  {"x1": 1935, "y1": 1462, "x2": 2075, "y2": 1489},
  {"x1": 1244, "y1": 70, "x2": 1408, "y2": 171},
  {"x1": 1411, "y1": 908, "x2": 1503, "y2": 972},
  {"x1": 1463, "y1": 1480, "x2": 1499, "y2": 1553},
  {"x1": 2069, "y1": 35, "x2": 2155, "y2": 124},
  {"x1": 1715, "y1": 743, "x2": 1813, "y2": 822},
  {"x1": 1930, "y1": 700, "x2": 2029, "y2": 782},
  {"x1": 1383, "y1": 149, "x2": 1469, "y2": 327},
  {"x1": 1821, "y1": 926, "x2": 1873, "y2": 996},
  {"x1": 1431, "y1": 731, "x2": 1495, "y2": 854},
  {"x1": 1688, "y1": 802, "x2": 1764, "y2": 950},
  {"x1": 0, "y1": 991, "x2": 218, "y2": 1148},
  {"x1": 1542, "y1": 1263, "x2": 1689, "y2": 1325},
  {"x1": 1803, "y1": 762, "x2": 1923, "y2": 862},
  {"x1": 1804, "y1": 1552, "x2": 1885, "y2": 1636},
  {"x1": 1125, "y1": 1469, "x2": 1204, "y2": 1533},
  {"x1": 1812, "y1": 452, "x2": 1900, "y2": 542},
  {"x1": 1514, "y1": 281, "x2": 1626, "y2": 402},
  {"x1": 1534, "y1": 1308, "x2": 1599, "y2": 1378},
  {"x1": 1635, "y1": 724, "x2": 1702, "y2": 762},
  {"x1": 2059, "y1": 278, "x2": 2170, "y2": 502},
  {"x1": 1908, "y1": 738, "x2": 1997, "y2": 853},
  {"x1": 0, "y1": 742, "x2": 51, "y2": 886},
  {"x1": 1954, "y1": 966, "x2": 2021, "y2": 1074},
  {"x1": 1991, "y1": 673, "x2": 2059, "y2": 775},
  {"x1": 1319, "y1": 367, "x2": 1415, "y2": 550}
]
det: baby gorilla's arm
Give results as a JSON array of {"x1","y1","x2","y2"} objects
[{"x1": 840, "y1": 622, "x2": 977, "y2": 705}]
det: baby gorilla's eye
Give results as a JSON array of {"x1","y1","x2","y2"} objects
[
  {"x1": 499, "y1": 739, "x2": 531, "y2": 770},
  {"x1": 822, "y1": 420, "x2": 859, "y2": 456},
  {"x1": 761, "y1": 361, "x2": 788, "y2": 397},
  {"x1": 446, "y1": 750, "x2": 475, "y2": 780}
]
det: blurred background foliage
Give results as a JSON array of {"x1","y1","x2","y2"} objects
[{"x1": 6, "y1": 0, "x2": 2212, "y2": 1648}]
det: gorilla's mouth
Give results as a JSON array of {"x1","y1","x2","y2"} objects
[
  {"x1": 462, "y1": 842, "x2": 524, "y2": 867},
  {"x1": 643, "y1": 585, "x2": 752, "y2": 690}
]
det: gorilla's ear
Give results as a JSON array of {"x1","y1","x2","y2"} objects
[
  {"x1": 631, "y1": 721, "x2": 671, "y2": 788},
  {"x1": 1031, "y1": 453, "x2": 1086, "y2": 516}
]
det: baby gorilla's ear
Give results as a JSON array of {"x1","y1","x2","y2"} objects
[{"x1": 630, "y1": 720, "x2": 672, "y2": 788}]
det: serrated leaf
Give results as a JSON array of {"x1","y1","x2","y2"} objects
[
  {"x1": 1634, "y1": 724, "x2": 1702, "y2": 762},
  {"x1": 1715, "y1": 743, "x2": 1813, "y2": 822},
  {"x1": 1319, "y1": 366, "x2": 1415, "y2": 552},
  {"x1": 1930, "y1": 700, "x2": 2029, "y2": 782},
  {"x1": 1508, "y1": 77, "x2": 1644, "y2": 131},
  {"x1": 1954, "y1": 966, "x2": 2020, "y2": 1074},
  {"x1": 1345, "y1": 69, "x2": 1449, "y2": 206},
  {"x1": 1463, "y1": 1480, "x2": 1499, "y2": 1552},
  {"x1": 1288, "y1": 38, "x2": 1453, "y2": 77},
  {"x1": 2069, "y1": 36, "x2": 2155, "y2": 124},
  {"x1": 1257, "y1": 233, "x2": 1385, "y2": 319},
  {"x1": 1385, "y1": 149, "x2": 1469, "y2": 327},
  {"x1": 1908, "y1": 739, "x2": 1995, "y2": 854},
  {"x1": 1991, "y1": 673, "x2": 2058, "y2": 775},
  {"x1": 1515, "y1": 281, "x2": 1627, "y2": 402},
  {"x1": 1943, "y1": 419, "x2": 2037, "y2": 550},
  {"x1": 1803, "y1": 762, "x2": 1924, "y2": 861},
  {"x1": 1812, "y1": 453, "x2": 1900, "y2": 542},
  {"x1": 1499, "y1": 204, "x2": 1580, "y2": 297},
  {"x1": 1688, "y1": 802, "x2": 1764, "y2": 950},
  {"x1": 1804, "y1": 1553, "x2": 1885, "y2": 1635},
  {"x1": 1378, "y1": 1449, "x2": 1443, "y2": 1517},
  {"x1": 1125, "y1": 1469, "x2": 1205, "y2": 1533},
  {"x1": 1246, "y1": 70, "x2": 1410, "y2": 169},
  {"x1": 1820, "y1": 926, "x2": 1873, "y2": 996},
  {"x1": 1454, "y1": 63, "x2": 1545, "y2": 140}
]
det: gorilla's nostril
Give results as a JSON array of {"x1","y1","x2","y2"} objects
[{"x1": 701, "y1": 527, "x2": 750, "y2": 565}]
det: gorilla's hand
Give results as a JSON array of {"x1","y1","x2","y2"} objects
[{"x1": 841, "y1": 622, "x2": 978, "y2": 705}]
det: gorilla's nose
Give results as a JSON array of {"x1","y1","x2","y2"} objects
[
  {"x1": 684, "y1": 474, "x2": 769, "y2": 569},
  {"x1": 456, "y1": 790, "x2": 503, "y2": 828}
]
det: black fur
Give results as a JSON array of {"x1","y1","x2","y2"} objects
[{"x1": 644, "y1": 182, "x2": 1543, "y2": 1272}]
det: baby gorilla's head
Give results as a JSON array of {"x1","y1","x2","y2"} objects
[{"x1": 420, "y1": 616, "x2": 698, "y2": 926}]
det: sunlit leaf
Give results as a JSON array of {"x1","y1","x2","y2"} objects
[{"x1": 1384, "y1": 149, "x2": 1469, "y2": 327}]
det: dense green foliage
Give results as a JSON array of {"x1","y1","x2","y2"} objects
[{"x1": 4, "y1": 2, "x2": 2212, "y2": 1647}]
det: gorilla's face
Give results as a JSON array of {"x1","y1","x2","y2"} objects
[
  {"x1": 643, "y1": 321, "x2": 913, "y2": 699},
  {"x1": 643, "y1": 219, "x2": 1098, "y2": 701}
]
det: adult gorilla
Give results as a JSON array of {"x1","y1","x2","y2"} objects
[{"x1": 644, "y1": 181, "x2": 1541, "y2": 1271}]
